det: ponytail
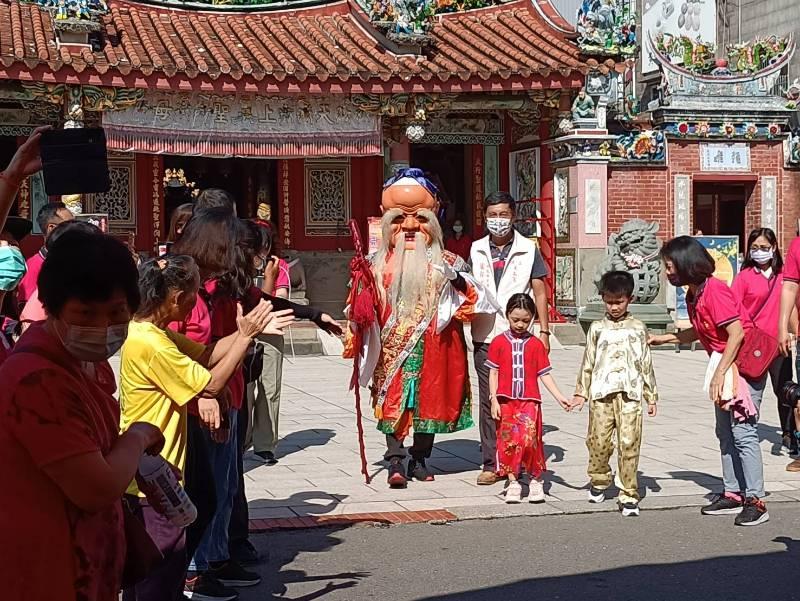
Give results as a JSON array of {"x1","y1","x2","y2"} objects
[{"x1": 136, "y1": 255, "x2": 200, "y2": 318}]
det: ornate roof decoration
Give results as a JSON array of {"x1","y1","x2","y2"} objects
[
  {"x1": 0, "y1": 0, "x2": 597, "y2": 89},
  {"x1": 576, "y1": 0, "x2": 637, "y2": 57},
  {"x1": 653, "y1": 33, "x2": 791, "y2": 76}
]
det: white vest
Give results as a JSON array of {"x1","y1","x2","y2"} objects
[{"x1": 470, "y1": 231, "x2": 538, "y2": 343}]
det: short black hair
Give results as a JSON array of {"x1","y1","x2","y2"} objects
[
  {"x1": 484, "y1": 191, "x2": 516, "y2": 213},
  {"x1": 195, "y1": 188, "x2": 236, "y2": 215},
  {"x1": 660, "y1": 236, "x2": 715, "y2": 286},
  {"x1": 45, "y1": 220, "x2": 101, "y2": 252},
  {"x1": 505, "y1": 292, "x2": 536, "y2": 318},
  {"x1": 598, "y1": 270, "x2": 635, "y2": 298},
  {"x1": 36, "y1": 202, "x2": 68, "y2": 232},
  {"x1": 136, "y1": 255, "x2": 200, "y2": 318},
  {"x1": 39, "y1": 229, "x2": 140, "y2": 317}
]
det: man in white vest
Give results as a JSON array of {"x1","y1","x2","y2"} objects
[{"x1": 470, "y1": 191, "x2": 551, "y2": 485}]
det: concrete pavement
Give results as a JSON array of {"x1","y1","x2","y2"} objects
[
  {"x1": 240, "y1": 505, "x2": 800, "y2": 601},
  {"x1": 242, "y1": 342, "x2": 800, "y2": 521}
]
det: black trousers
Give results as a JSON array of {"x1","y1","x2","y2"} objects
[
  {"x1": 771, "y1": 354, "x2": 795, "y2": 436},
  {"x1": 473, "y1": 342, "x2": 496, "y2": 470},
  {"x1": 384, "y1": 432, "x2": 435, "y2": 461},
  {"x1": 184, "y1": 414, "x2": 217, "y2": 564},
  {"x1": 229, "y1": 385, "x2": 251, "y2": 548}
]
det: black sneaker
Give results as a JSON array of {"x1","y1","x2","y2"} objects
[
  {"x1": 209, "y1": 560, "x2": 262, "y2": 588},
  {"x1": 387, "y1": 458, "x2": 407, "y2": 488},
  {"x1": 184, "y1": 573, "x2": 239, "y2": 601},
  {"x1": 407, "y1": 458, "x2": 435, "y2": 482},
  {"x1": 734, "y1": 498, "x2": 769, "y2": 526},
  {"x1": 230, "y1": 538, "x2": 267, "y2": 566},
  {"x1": 255, "y1": 450, "x2": 278, "y2": 465},
  {"x1": 701, "y1": 494, "x2": 744, "y2": 516},
  {"x1": 587, "y1": 487, "x2": 605, "y2": 504}
]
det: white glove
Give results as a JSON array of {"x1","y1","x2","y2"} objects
[{"x1": 432, "y1": 262, "x2": 458, "y2": 281}]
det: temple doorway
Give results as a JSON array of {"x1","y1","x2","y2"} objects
[
  {"x1": 410, "y1": 144, "x2": 470, "y2": 230},
  {"x1": 693, "y1": 182, "x2": 750, "y2": 248},
  {"x1": 162, "y1": 156, "x2": 278, "y2": 226}
]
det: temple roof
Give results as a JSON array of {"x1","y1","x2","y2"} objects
[{"x1": 0, "y1": 0, "x2": 613, "y2": 91}]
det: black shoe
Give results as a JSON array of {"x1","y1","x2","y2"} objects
[
  {"x1": 255, "y1": 450, "x2": 278, "y2": 466},
  {"x1": 734, "y1": 498, "x2": 770, "y2": 526},
  {"x1": 701, "y1": 494, "x2": 744, "y2": 516},
  {"x1": 184, "y1": 573, "x2": 239, "y2": 601},
  {"x1": 230, "y1": 539, "x2": 267, "y2": 566},
  {"x1": 407, "y1": 458, "x2": 435, "y2": 482},
  {"x1": 387, "y1": 458, "x2": 407, "y2": 488},
  {"x1": 209, "y1": 560, "x2": 262, "y2": 588}
]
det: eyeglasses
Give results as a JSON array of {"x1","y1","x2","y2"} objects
[{"x1": 751, "y1": 245, "x2": 772, "y2": 252}]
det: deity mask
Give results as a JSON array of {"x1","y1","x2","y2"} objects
[{"x1": 380, "y1": 168, "x2": 440, "y2": 251}]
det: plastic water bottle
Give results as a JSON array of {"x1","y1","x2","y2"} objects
[{"x1": 137, "y1": 455, "x2": 197, "y2": 528}]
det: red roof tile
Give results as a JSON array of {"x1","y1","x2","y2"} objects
[{"x1": 0, "y1": 0, "x2": 605, "y2": 88}]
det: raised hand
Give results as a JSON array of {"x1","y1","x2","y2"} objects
[{"x1": 237, "y1": 299, "x2": 273, "y2": 339}]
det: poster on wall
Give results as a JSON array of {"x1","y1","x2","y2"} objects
[
  {"x1": 674, "y1": 235, "x2": 738, "y2": 320},
  {"x1": 509, "y1": 148, "x2": 541, "y2": 237},
  {"x1": 642, "y1": 0, "x2": 717, "y2": 73},
  {"x1": 367, "y1": 216, "x2": 382, "y2": 255}
]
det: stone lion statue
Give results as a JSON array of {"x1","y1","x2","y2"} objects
[{"x1": 592, "y1": 219, "x2": 662, "y2": 304}]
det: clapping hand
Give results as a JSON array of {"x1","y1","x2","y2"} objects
[
  {"x1": 237, "y1": 299, "x2": 273, "y2": 339},
  {"x1": 263, "y1": 309, "x2": 295, "y2": 336}
]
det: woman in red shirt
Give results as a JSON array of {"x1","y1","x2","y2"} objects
[
  {"x1": 731, "y1": 228, "x2": 796, "y2": 451},
  {"x1": 445, "y1": 217, "x2": 472, "y2": 262},
  {"x1": 0, "y1": 228, "x2": 164, "y2": 601},
  {"x1": 652, "y1": 236, "x2": 769, "y2": 527}
]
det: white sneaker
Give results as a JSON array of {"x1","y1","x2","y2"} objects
[
  {"x1": 588, "y1": 487, "x2": 605, "y2": 503},
  {"x1": 620, "y1": 502, "x2": 640, "y2": 517},
  {"x1": 528, "y1": 478, "x2": 546, "y2": 503},
  {"x1": 505, "y1": 481, "x2": 522, "y2": 504}
]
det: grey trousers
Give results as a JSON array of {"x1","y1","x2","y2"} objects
[
  {"x1": 473, "y1": 341, "x2": 496, "y2": 470},
  {"x1": 245, "y1": 334, "x2": 285, "y2": 453}
]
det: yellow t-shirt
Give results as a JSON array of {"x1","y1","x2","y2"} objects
[{"x1": 119, "y1": 320, "x2": 211, "y2": 496}]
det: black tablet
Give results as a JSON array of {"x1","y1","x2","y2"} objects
[{"x1": 40, "y1": 128, "x2": 111, "y2": 196}]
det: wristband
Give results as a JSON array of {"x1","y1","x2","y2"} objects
[{"x1": 540, "y1": 330, "x2": 551, "y2": 335}]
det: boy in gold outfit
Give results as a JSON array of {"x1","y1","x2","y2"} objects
[{"x1": 571, "y1": 271, "x2": 658, "y2": 517}]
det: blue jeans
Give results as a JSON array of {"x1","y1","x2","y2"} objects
[
  {"x1": 714, "y1": 376, "x2": 765, "y2": 499},
  {"x1": 190, "y1": 409, "x2": 239, "y2": 571}
]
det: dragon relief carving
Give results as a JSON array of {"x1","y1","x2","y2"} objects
[{"x1": 593, "y1": 219, "x2": 662, "y2": 304}]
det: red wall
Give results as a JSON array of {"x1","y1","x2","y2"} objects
[
  {"x1": 286, "y1": 156, "x2": 384, "y2": 252},
  {"x1": 608, "y1": 140, "x2": 800, "y2": 249}
]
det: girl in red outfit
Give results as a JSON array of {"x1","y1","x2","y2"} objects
[{"x1": 486, "y1": 293, "x2": 571, "y2": 504}]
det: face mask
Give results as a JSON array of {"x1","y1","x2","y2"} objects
[
  {"x1": 0, "y1": 245, "x2": 26, "y2": 291},
  {"x1": 452, "y1": 225, "x2": 463, "y2": 234},
  {"x1": 750, "y1": 249, "x2": 774, "y2": 265},
  {"x1": 486, "y1": 218, "x2": 512, "y2": 237},
  {"x1": 58, "y1": 322, "x2": 128, "y2": 362},
  {"x1": 667, "y1": 273, "x2": 683, "y2": 287}
]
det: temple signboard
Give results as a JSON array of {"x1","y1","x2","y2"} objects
[
  {"x1": 699, "y1": 143, "x2": 750, "y2": 171},
  {"x1": 102, "y1": 92, "x2": 381, "y2": 158}
]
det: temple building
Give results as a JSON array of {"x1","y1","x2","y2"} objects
[{"x1": 0, "y1": 0, "x2": 798, "y2": 332}]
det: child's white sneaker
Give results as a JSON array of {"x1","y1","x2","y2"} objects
[
  {"x1": 620, "y1": 502, "x2": 640, "y2": 517},
  {"x1": 588, "y1": 487, "x2": 605, "y2": 503},
  {"x1": 528, "y1": 478, "x2": 545, "y2": 503},
  {"x1": 505, "y1": 481, "x2": 522, "y2": 504}
]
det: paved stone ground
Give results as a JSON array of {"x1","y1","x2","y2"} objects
[{"x1": 242, "y1": 341, "x2": 800, "y2": 521}]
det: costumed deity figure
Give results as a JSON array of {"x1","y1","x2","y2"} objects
[
  {"x1": 344, "y1": 168, "x2": 496, "y2": 488},
  {"x1": 571, "y1": 88, "x2": 596, "y2": 120}
]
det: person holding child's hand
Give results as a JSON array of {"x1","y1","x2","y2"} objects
[{"x1": 486, "y1": 294, "x2": 572, "y2": 505}]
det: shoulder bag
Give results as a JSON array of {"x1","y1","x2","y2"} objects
[{"x1": 735, "y1": 275, "x2": 779, "y2": 380}]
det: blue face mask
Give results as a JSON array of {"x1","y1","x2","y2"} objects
[{"x1": 0, "y1": 245, "x2": 26, "y2": 291}]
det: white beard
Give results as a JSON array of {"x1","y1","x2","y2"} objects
[{"x1": 373, "y1": 213, "x2": 445, "y2": 320}]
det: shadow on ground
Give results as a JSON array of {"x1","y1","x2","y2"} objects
[{"x1": 413, "y1": 537, "x2": 799, "y2": 601}]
